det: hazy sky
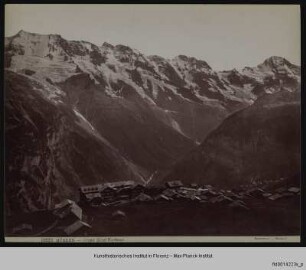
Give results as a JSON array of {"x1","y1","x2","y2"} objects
[{"x1": 5, "y1": 4, "x2": 300, "y2": 70}]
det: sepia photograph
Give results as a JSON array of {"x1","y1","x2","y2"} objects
[{"x1": 4, "y1": 4, "x2": 301, "y2": 243}]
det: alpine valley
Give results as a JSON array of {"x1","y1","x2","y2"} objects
[{"x1": 5, "y1": 30, "x2": 301, "y2": 213}]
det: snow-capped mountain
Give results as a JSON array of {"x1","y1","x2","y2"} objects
[
  {"x1": 6, "y1": 31, "x2": 300, "y2": 108},
  {"x1": 4, "y1": 30, "x2": 301, "y2": 213}
]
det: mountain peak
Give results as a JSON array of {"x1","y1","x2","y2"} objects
[
  {"x1": 148, "y1": 55, "x2": 166, "y2": 62},
  {"x1": 102, "y1": 42, "x2": 114, "y2": 49},
  {"x1": 15, "y1": 29, "x2": 35, "y2": 38},
  {"x1": 14, "y1": 30, "x2": 62, "y2": 40},
  {"x1": 261, "y1": 56, "x2": 291, "y2": 68},
  {"x1": 114, "y1": 44, "x2": 134, "y2": 53},
  {"x1": 173, "y1": 55, "x2": 211, "y2": 70},
  {"x1": 17, "y1": 29, "x2": 27, "y2": 35},
  {"x1": 175, "y1": 55, "x2": 190, "y2": 61}
]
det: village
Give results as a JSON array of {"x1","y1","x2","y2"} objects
[
  {"x1": 7, "y1": 176, "x2": 300, "y2": 238},
  {"x1": 77, "y1": 179, "x2": 300, "y2": 208}
]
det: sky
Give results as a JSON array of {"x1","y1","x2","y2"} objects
[{"x1": 5, "y1": 4, "x2": 300, "y2": 70}]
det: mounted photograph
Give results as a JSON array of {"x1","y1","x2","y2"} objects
[{"x1": 4, "y1": 4, "x2": 301, "y2": 243}]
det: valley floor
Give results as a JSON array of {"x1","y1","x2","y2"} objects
[{"x1": 6, "y1": 196, "x2": 300, "y2": 238}]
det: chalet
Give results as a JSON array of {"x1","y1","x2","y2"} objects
[
  {"x1": 268, "y1": 193, "x2": 283, "y2": 201},
  {"x1": 105, "y1": 181, "x2": 135, "y2": 189},
  {"x1": 262, "y1": 192, "x2": 272, "y2": 198},
  {"x1": 176, "y1": 188, "x2": 199, "y2": 200},
  {"x1": 209, "y1": 195, "x2": 233, "y2": 205},
  {"x1": 79, "y1": 181, "x2": 135, "y2": 197},
  {"x1": 79, "y1": 184, "x2": 104, "y2": 194},
  {"x1": 179, "y1": 187, "x2": 197, "y2": 192},
  {"x1": 106, "y1": 200, "x2": 130, "y2": 206},
  {"x1": 85, "y1": 193, "x2": 103, "y2": 207},
  {"x1": 177, "y1": 189, "x2": 188, "y2": 195},
  {"x1": 188, "y1": 195, "x2": 201, "y2": 202},
  {"x1": 63, "y1": 220, "x2": 91, "y2": 236},
  {"x1": 115, "y1": 194, "x2": 130, "y2": 201},
  {"x1": 133, "y1": 193, "x2": 153, "y2": 203},
  {"x1": 165, "y1": 181, "x2": 183, "y2": 189},
  {"x1": 288, "y1": 187, "x2": 300, "y2": 194},
  {"x1": 225, "y1": 192, "x2": 243, "y2": 200},
  {"x1": 247, "y1": 188, "x2": 265, "y2": 198},
  {"x1": 94, "y1": 181, "x2": 135, "y2": 198},
  {"x1": 162, "y1": 189, "x2": 178, "y2": 198},
  {"x1": 79, "y1": 184, "x2": 105, "y2": 204},
  {"x1": 54, "y1": 199, "x2": 75, "y2": 209},
  {"x1": 53, "y1": 200, "x2": 83, "y2": 222},
  {"x1": 198, "y1": 194, "x2": 208, "y2": 201},
  {"x1": 116, "y1": 186, "x2": 134, "y2": 196},
  {"x1": 100, "y1": 186, "x2": 116, "y2": 195},
  {"x1": 197, "y1": 188, "x2": 209, "y2": 193},
  {"x1": 199, "y1": 189, "x2": 217, "y2": 197},
  {"x1": 172, "y1": 193, "x2": 189, "y2": 201},
  {"x1": 154, "y1": 194, "x2": 173, "y2": 202},
  {"x1": 79, "y1": 181, "x2": 135, "y2": 205}
]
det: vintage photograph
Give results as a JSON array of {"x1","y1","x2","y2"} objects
[{"x1": 4, "y1": 4, "x2": 301, "y2": 242}]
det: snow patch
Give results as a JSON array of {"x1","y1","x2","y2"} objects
[{"x1": 73, "y1": 109, "x2": 95, "y2": 131}]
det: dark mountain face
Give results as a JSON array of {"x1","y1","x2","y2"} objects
[
  {"x1": 163, "y1": 90, "x2": 300, "y2": 188},
  {"x1": 59, "y1": 73, "x2": 195, "y2": 174},
  {"x1": 4, "y1": 30, "x2": 301, "y2": 213},
  {"x1": 5, "y1": 71, "x2": 144, "y2": 213}
]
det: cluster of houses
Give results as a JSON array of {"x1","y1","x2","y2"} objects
[
  {"x1": 51, "y1": 199, "x2": 91, "y2": 236},
  {"x1": 10, "y1": 179, "x2": 300, "y2": 237},
  {"x1": 10, "y1": 199, "x2": 92, "y2": 237},
  {"x1": 77, "y1": 180, "x2": 301, "y2": 210}
]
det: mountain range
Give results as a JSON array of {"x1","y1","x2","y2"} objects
[{"x1": 5, "y1": 30, "x2": 301, "y2": 213}]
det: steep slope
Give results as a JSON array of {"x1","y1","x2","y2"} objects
[
  {"x1": 4, "y1": 30, "x2": 301, "y2": 208},
  {"x1": 5, "y1": 30, "x2": 197, "y2": 175},
  {"x1": 5, "y1": 71, "x2": 144, "y2": 213},
  {"x1": 58, "y1": 73, "x2": 196, "y2": 174},
  {"x1": 163, "y1": 90, "x2": 301, "y2": 187}
]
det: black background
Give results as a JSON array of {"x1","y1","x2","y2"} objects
[{"x1": 0, "y1": 0, "x2": 304, "y2": 247}]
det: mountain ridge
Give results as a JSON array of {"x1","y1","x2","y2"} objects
[
  {"x1": 162, "y1": 90, "x2": 301, "y2": 187},
  {"x1": 6, "y1": 30, "x2": 300, "y2": 71},
  {"x1": 5, "y1": 30, "x2": 301, "y2": 213}
]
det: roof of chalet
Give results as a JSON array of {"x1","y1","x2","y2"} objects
[
  {"x1": 63, "y1": 220, "x2": 91, "y2": 236},
  {"x1": 53, "y1": 201, "x2": 83, "y2": 220},
  {"x1": 84, "y1": 192, "x2": 102, "y2": 201},
  {"x1": 154, "y1": 194, "x2": 173, "y2": 201},
  {"x1": 105, "y1": 181, "x2": 135, "y2": 188},
  {"x1": 54, "y1": 199, "x2": 74, "y2": 209},
  {"x1": 133, "y1": 193, "x2": 153, "y2": 202},
  {"x1": 79, "y1": 184, "x2": 104, "y2": 194},
  {"x1": 288, "y1": 187, "x2": 300, "y2": 193},
  {"x1": 80, "y1": 181, "x2": 136, "y2": 194},
  {"x1": 165, "y1": 181, "x2": 183, "y2": 188},
  {"x1": 268, "y1": 193, "x2": 284, "y2": 201}
]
